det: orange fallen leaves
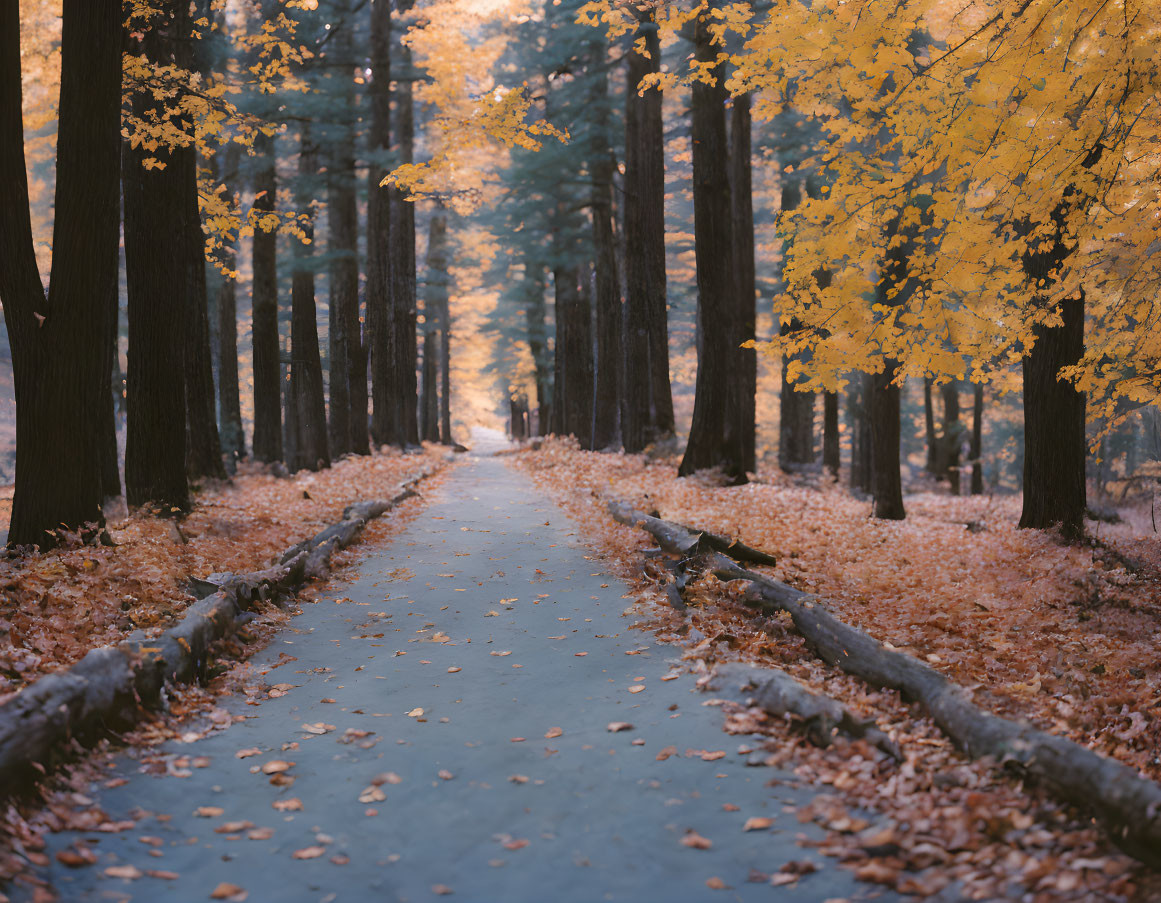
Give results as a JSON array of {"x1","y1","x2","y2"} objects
[
  {"x1": 681, "y1": 831, "x2": 712, "y2": 850},
  {"x1": 210, "y1": 883, "x2": 248, "y2": 901}
]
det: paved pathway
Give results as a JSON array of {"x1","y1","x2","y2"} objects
[{"x1": 30, "y1": 442, "x2": 883, "y2": 902}]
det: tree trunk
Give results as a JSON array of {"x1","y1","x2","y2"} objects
[
  {"x1": 251, "y1": 131, "x2": 282, "y2": 463},
  {"x1": 924, "y1": 377, "x2": 938, "y2": 476},
  {"x1": 941, "y1": 380, "x2": 961, "y2": 495},
  {"x1": 0, "y1": 0, "x2": 121, "y2": 546},
  {"x1": 123, "y1": 6, "x2": 192, "y2": 513},
  {"x1": 98, "y1": 256, "x2": 121, "y2": 500},
  {"x1": 678, "y1": 4, "x2": 745, "y2": 483},
  {"x1": 590, "y1": 43, "x2": 622, "y2": 451},
  {"x1": 214, "y1": 143, "x2": 245, "y2": 464},
  {"x1": 870, "y1": 362, "x2": 905, "y2": 520},
  {"x1": 622, "y1": 14, "x2": 673, "y2": 451},
  {"x1": 289, "y1": 124, "x2": 330, "y2": 473},
  {"x1": 386, "y1": 0, "x2": 419, "y2": 447},
  {"x1": 554, "y1": 265, "x2": 594, "y2": 448},
  {"x1": 730, "y1": 92, "x2": 757, "y2": 475},
  {"x1": 424, "y1": 207, "x2": 453, "y2": 444},
  {"x1": 822, "y1": 391, "x2": 839, "y2": 478},
  {"x1": 420, "y1": 328, "x2": 439, "y2": 442},
  {"x1": 777, "y1": 172, "x2": 815, "y2": 472},
  {"x1": 325, "y1": 2, "x2": 360, "y2": 459},
  {"x1": 366, "y1": 0, "x2": 391, "y2": 448},
  {"x1": 1020, "y1": 295, "x2": 1086, "y2": 535},
  {"x1": 522, "y1": 256, "x2": 550, "y2": 436},
  {"x1": 849, "y1": 373, "x2": 873, "y2": 494},
  {"x1": 971, "y1": 382, "x2": 984, "y2": 494}
]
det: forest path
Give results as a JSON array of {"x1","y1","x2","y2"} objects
[{"x1": 33, "y1": 435, "x2": 883, "y2": 903}]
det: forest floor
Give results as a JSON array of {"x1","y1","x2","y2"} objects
[{"x1": 1, "y1": 434, "x2": 1159, "y2": 901}]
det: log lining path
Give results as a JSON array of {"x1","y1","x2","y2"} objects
[{"x1": 25, "y1": 432, "x2": 884, "y2": 903}]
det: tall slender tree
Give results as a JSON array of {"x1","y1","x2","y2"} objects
[
  {"x1": 0, "y1": 0, "x2": 121, "y2": 546},
  {"x1": 214, "y1": 144, "x2": 246, "y2": 464},
  {"x1": 251, "y1": 131, "x2": 282, "y2": 463},
  {"x1": 730, "y1": 92, "x2": 757, "y2": 475},
  {"x1": 366, "y1": 0, "x2": 392, "y2": 447}
]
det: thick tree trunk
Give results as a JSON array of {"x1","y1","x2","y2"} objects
[
  {"x1": 849, "y1": 373, "x2": 873, "y2": 494},
  {"x1": 251, "y1": 131, "x2": 282, "y2": 463},
  {"x1": 971, "y1": 382, "x2": 984, "y2": 495},
  {"x1": 822, "y1": 391, "x2": 839, "y2": 478},
  {"x1": 289, "y1": 125, "x2": 330, "y2": 473},
  {"x1": 325, "y1": 5, "x2": 360, "y2": 459},
  {"x1": 522, "y1": 257, "x2": 550, "y2": 436},
  {"x1": 730, "y1": 93, "x2": 757, "y2": 475},
  {"x1": 870, "y1": 362, "x2": 905, "y2": 520},
  {"x1": 366, "y1": 0, "x2": 391, "y2": 447},
  {"x1": 0, "y1": 0, "x2": 121, "y2": 546},
  {"x1": 554, "y1": 265, "x2": 594, "y2": 448},
  {"x1": 777, "y1": 172, "x2": 815, "y2": 472},
  {"x1": 386, "y1": 0, "x2": 419, "y2": 447},
  {"x1": 622, "y1": 14, "x2": 673, "y2": 452},
  {"x1": 678, "y1": 5, "x2": 745, "y2": 482},
  {"x1": 98, "y1": 259, "x2": 121, "y2": 500},
  {"x1": 420, "y1": 328, "x2": 439, "y2": 442},
  {"x1": 941, "y1": 380, "x2": 961, "y2": 495},
  {"x1": 1021, "y1": 295, "x2": 1086, "y2": 536},
  {"x1": 123, "y1": 7, "x2": 192, "y2": 513},
  {"x1": 214, "y1": 144, "x2": 245, "y2": 464},
  {"x1": 589, "y1": 45, "x2": 622, "y2": 451}
]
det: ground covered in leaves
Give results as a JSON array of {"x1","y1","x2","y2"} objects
[
  {"x1": 511, "y1": 438, "x2": 1161, "y2": 901},
  {"x1": 0, "y1": 449, "x2": 446, "y2": 701}
]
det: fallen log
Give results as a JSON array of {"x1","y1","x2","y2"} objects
[
  {"x1": 611, "y1": 500, "x2": 1161, "y2": 869},
  {"x1": 609, "y1": 501, "x2": 776, "y2": 565},
  {"x1": 707, "y1": 663, "x2": 901, "y2": 761},
  {"x1": 0, "y1": 481, "x2": 425, "y2": 800}
]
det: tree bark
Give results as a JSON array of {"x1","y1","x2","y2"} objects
[
  {"x1": 822, "y1": 391, "x2": 839, "y2": 478},
  {"x1": 522, "y1": 255, "x2": 550, "y2": 436},
  {"x1": 386, "y1": 0, "x2": 419, "y2": 447},
  {"x1": 554, "y1": 265, "x2": 594, "y2": 448},
  {"x1": 678, "y1": 4, "x2": 745, "y2": 483},
  {"x1": 325, "y1": 1, "x2": 361, "y2": 458},
  {"x1": 730, "y1": 92, "x2": 757, "y2": 475},
  {"x1": 214, "y1": 143, "x2": 246, "y2": 464},
  {"x1": 424, "y1": 207, "x2": 453, "y2": 444},
  {"x1": 777, "y1": 172, "x2": 815, "y2": 473},
  {"x1": 0, "y1": 0, "x2": 121, "y2": 546},
  {"x1": 590, "y1": 43, "x2": 622, "y2": 451},
  {"x1": 849, "y1": 373, "x2": 873, "y2": 494},
  {"x1": 366, "y1": 0, "x2": 391, "y2": 447},
  {"x1": 420, "y1": 328, "x2": 439, "y2": 442},
  {"x1": 251, "y1": 131, "x2": 282, "y2": 463},
  {"x1": 98, "y1": 253, "x2": 121, "y2": 500},
  {"x1": 869, "y1": 362, "x2": 905, "y2": 520},
  {"x1": 123, "y1": 6, "x2": 192, "y2": 513},
  {"x1": 970, "y1": 382, "x2": 984, "y2": 495},
  {"x1": 288, "y1": 124, "x2": 330, "y2": 473},
  {"x1": 941, "y1": 380, "x2": 961, "y2": 495},
  {"x1": 924, "y1": 377, "x2": 938, "y2": 476},
  {"x1": 621, "y1": 14, "x2": 673, "y2": 452}
]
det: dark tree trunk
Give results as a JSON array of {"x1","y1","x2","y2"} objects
[
  {"x1": 622, "y1": 13, "x2": 673, "y2": 451},
  {"x1": 822, "y1": 391, "x2": 839, "y2": 478},
  {"x1": 289, "y1": 124, "x2": 330, "y2": 473},
  {"x1": 366, "y1": 0, "x2": 391, "y2": 447},
  {"x1": 214, "y1": 144, "x2": 245, "y2": 463},
  {"x1": 182, "y1": 147, "x2": 226, "y2": 482},
  {"x1": 509, "y1": 396, "x2": 528, "y2": 440},
  {"x1": 589, "y1": 43, "x2": 622, "y2": 451},
  {"x1": 924, "y1": 377, "x2": 938, "y2": 475},
  {"x1": 0, "y1": 0, "x2": 121, "y2": 546},
  {"x1": 282, "y1": 358, "x2": 297, "y2": 471},
  {"x1": 554, "y1": 265, "x2": 594, "y2": 448},
  {"x1": 870, "y1": 362, "x2": 905, "y2": 520},
  {"x1": 424, "y1": 208, "x2": 453, "y2": 444},
  {"x1": 848, "y1": 374, "x2": 873, "y2": 494},
  {"x1": 420, "y1": 329, "x2": 438, "y2": 442},
  {"x1": 522, "y1": 257, "x2": 550, "y2": 435},
  {"x1": 678, "y1": 5, "x2": 745, "y2": 482},
  {"x1": 970, "y1": 382, "x2": 984, "y2": 495},
  {"x1": 325, "y1": 2, "x2": 360, "y2": 459},
  {"x1": 941, "y1": 381, "x2": 961, "y2": 495},
  {"x1": 385, "y1": 0, "x2": 419, "y2": 447},
  {"x1": 730, "y1": 92, "x2": 756, "y2": 475},
  {"x1": 98, "y1": 255, "x2": 121, "y2": 500},
  {"x1": 777, "y1": 172, "x2": 814, "y2": 472},
  {"x1": 1020, "y1": 295, "x2": 1086, "y2": 535},
  {"x1": 123, "y1": 7, "x2": 192, "y2": 513},
  {"x1": 251, "y1": 131, "x2": 282, "y2": 463}
]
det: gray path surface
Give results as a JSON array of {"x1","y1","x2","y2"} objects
[{"x1": 31, "y1": 442, "x2": 886, "y2": 903}]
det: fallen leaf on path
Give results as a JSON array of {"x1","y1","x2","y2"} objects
[
  {"x1": 432, "y1": 885, "x2": 454, "y2": 895},
  {"x1": 490, "y1": 651, "x2": 511, "y2": 657},
  {"x1": 372, "y1": 771, "x2": 403, "y2": 785},
  {"x1": 706, "y1": 877, "x2": 728, "y2": 890},
  {"x1": 722, "y1": 803, "x2": 740, "y2": 812},
  {"x1": 447, "y1": 667, "x2": 462, "y2": 673},
  {"x1": 56, "y1": 847, "x2": 97, "y2": 868},
  {"x1": 292, "y1": 846, "x2": 326, "y2": 860},
  {"x1": 407, "y1": 708, "x2": 424, "y2": 718},
  {"x1": 511, "y1": 737, "x2": 526, "y2": 742},
  {"x1": 331, "y1": 854, "x2": 351, "y2": 866},
  {"x1": 502, "y1": 838, "x2": 529, "y2": 850},
  {"x1": 195, "y1": 806, "x2": 225, "y2": 818},
  {"x1": 656, "y1": 746, "x2": 678, "y2": 761},
  {"x1": 438, "y1": 769, "x2": 455, "y2": 780},
  {"x1": 272, "y1": 798, "x2": 303, "y2": 812},
  {"x1": 743, "y1": 817, "x2": 773, "y2": 832},
  {"x1": 607, "y1": 722, "x2": 633, "y2": 732},
  {"x1": 544, "y1": 727, "x2": 563, "y2": 739},
  {"x1": 320, "y1": 698, "x2": 337, "y2": 704},
  {"x1": 628, "y1": 685, "x2": 645, "y2": 694},
  {"x1": 210, "y1": 883, "x2": 248, "y2": 901},
  {"x1": 574, "y1": 652, "x2": 587, "y2": 657},
  {"x1": 261, "y1": 760, "x2": 294, "y2": 774},
  {"x1": 104, "y1": 865, "x2": 143, "y2": 880},
  {"x1": 359, "y1": 786, "x2": 386, "y2": 803},
  {"x1": 215, "y1": 821, "x2": 254, "y2": 834},
  {"x1": 147, "y1": 870, "x2": 180, "y2": 880},
  {"x1": 509, "y1": 775, "x2": 529, "y2": 784},
  {"x1": 301, "y1": 723, "x2": 336, "y2": 735},
  {"x1": 681, "y1": 831, "x2": 713, "y2": 850},
  {"x1": 247, "y1": 827, "x2": 275, "y2": 840}
]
